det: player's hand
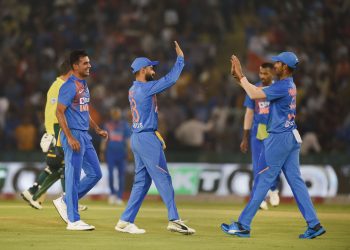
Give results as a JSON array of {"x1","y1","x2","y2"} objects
[
  {"x1": 230, "y1": 54, "x2": 244, "y2": 80},
  {"x1": 240, "y1": 139, "x2": 249, "y2": 153},
  {"x1": 68, "y1": 136, "x2": 80, "y2": 152},
  {"x1": 96, "y1": 128, "x2": 108, "y2": 139},
  {"x1": 174, "y1": 41, "x2": 184, "y2": 57},
  {"x1": 230, "y1": 60, "x2": 240, "y2": 81}
]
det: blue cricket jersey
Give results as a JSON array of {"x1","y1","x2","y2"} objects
[
  {"x1": 129, "y1": 56, "x2": 185, "y2": 133},
  {"x1": 262, "y1": 77, "x2": 297, "y2": 133},
  {"x1": 58, "y1": 75, "x2": 90, "y2": 131},
  {"x1": 103, "y1": 120, "x2": 131, "y2": 158},
  {"x1": 243, "y1": 82, "x2": 270, "y2": 137}
]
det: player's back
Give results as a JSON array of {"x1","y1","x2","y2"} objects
[
  {"x1": 129, "y1": 82, "x2": 158, "y2": 133},
  {"x1": 128, "y1": 55, "x2": 185, "y2": 134}
]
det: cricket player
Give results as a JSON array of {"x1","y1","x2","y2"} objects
[
  {"x1": 115, "y1": 41, "x2": 195, "y2": 235},
  {"x1": 240, "y1": 62, "x2": 280, "y2": 210},
  {"x1": 21, "y1": 60, "x2": 71, "y2": 210},
  {"x1": 100, "y1": 107, "x2": 132, "y2": 205},
  {"x1": 221, "y1": 52, "x2": 326, "y2": 239},
  {"x1": 55, "y1": 50, "x2": 108, "y2": 231}
]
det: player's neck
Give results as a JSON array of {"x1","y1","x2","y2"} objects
[
  {"x1": 135, "y1": 76, "x2": 147, "y2": 82},
  {"x1": 262, "y1": 81, "x2": 271, "y2": 86},
  {"x1": 280, "y1": 72, "x2": 292, "y2": 80},
  {"x1": 73, "y1": 72, "x2": 86, "y2": 80}
]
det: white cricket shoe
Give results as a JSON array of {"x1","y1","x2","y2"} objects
[
  {"x1": 108, "y1": 195, "x2": 124, "y2": 206},
  {"x1": 21, "y1": 190, "x2": 42, "y2": 210},
  {"x1": 108, "y1": 195, "x2": 116, "y2": 205},
  {"x1": 115, "y1": 198, "x2": 124, "y2": 206},
  {"x1": 53, "y1": 196, "x2": 68, "y2": 223},
  {"x1": 259, "y1": 200, "x2": 268, "y2": 210},
  {"x1": 268, "y1": 190, "x2": 280, "y2": 207},
  {"x1": 115, "y1": 220, "x2": 146, "y2": 234},
  {"x1": 67, "y1": 220, "x2": 95, "y2": 231},
  {"x1": 167, "y1": 219, "x2": 196, "y2": 235}
]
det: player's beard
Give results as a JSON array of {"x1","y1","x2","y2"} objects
[{"x1": 145, "y1": 72, "x2": 155, "y2": 81}]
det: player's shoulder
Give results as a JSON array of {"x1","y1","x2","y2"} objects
[{"x1": 61, "y1": 77, "x2": 76, "y2": 89}]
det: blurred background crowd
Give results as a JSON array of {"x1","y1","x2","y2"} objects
[{"x1": 0, "y1": 0, "x2": 349, "y2": 156}]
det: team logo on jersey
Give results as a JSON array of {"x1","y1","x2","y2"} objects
[
  {"x1": 79, "y1": 97, "x2": 89, "y2": 112},
  {"x1": 73, "y1": 80, "x2": 89, "y2": 112},
  {"x1": 257, "y1": 100, "x2": 270, "y2": 114},
  {"x1": 50, "y1": 98, "x2": 57, "y2": 104}
]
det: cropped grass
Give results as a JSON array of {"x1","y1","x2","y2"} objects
[{"x1": 0, "y1": 199, "x2": 349, "y2": 250}]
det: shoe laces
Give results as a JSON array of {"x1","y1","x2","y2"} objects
[{"x1": 303, "y1": 227, "x2": 316, "y2": 237}]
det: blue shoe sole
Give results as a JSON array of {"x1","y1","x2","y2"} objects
[{"x1": 220, "y1": 224, "x2": 251, "y2": 238}]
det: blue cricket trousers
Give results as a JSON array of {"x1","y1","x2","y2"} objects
[
  {"x1": 239, "y1": 131, "x2": 320, "y2": 230},
  {"x1": 251, "y1": 136, "x2": 279, "y2": 191},
  {"x1": 106, "y1": 151, "x2": 126, "y2": 199},
  {"x1": 121, "y1": 131, "x2": 179, "y2": 223},
  {"x1": 61, "y1": 130, "x2": 102, "y2": 222}
]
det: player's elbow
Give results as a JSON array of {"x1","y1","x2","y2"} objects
[{"x1": 248, "y1": 91, "x2": 266, "y2": 100}]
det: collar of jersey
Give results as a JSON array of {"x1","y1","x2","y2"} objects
[
  {"x1": 133, "y1": 80, "x2": 153, "y2": 84},
  {"x1": 281, "y1": 76, "x2": 293, "y2": 82},
  {"x1": 70, "y1": 74, "x2": 87, "y2": 84}
]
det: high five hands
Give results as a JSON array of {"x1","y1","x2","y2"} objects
[{"x1": 230, "y1": 54, "x2": 244, "y2": 81}]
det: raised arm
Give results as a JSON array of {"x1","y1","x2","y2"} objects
[{"x1": 148, "y1": 41, "x2": 185, "y2": 95}]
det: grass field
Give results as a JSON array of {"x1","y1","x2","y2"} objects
[{"x1": 0, "y1": 199, "x2": 349, "y2": 250}]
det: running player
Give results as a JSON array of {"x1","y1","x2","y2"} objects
[
  {"x1": 115, "y1": 41, "x2": 195, "y2": 235},
  {"x1": 221, "y1": 52, "x2": 325, "y2": 239},
  {"x1": 240, "y1": 63, "x2": 280, "y2": 210},
  {"x1": 21, "y1": 60, "x2": 71, "y2": 210},
  {"x1": 54, "y1": 50, "x2": 108, "y2": 231}
]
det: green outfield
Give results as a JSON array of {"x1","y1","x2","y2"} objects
[{"x1": 0, "y1": 199, "x2": 349, "y2": 250}]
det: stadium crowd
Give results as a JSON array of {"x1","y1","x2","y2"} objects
[{"x1": 0, "y1": 0, "x2": 349, "y2": 154}]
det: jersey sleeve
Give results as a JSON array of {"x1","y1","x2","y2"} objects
[
  {"x1": 243, "y1": 94, "x2": 254, "y2": 109},
  {"x1": 262, "y1": 81, "x2": 288, "y2": 101},
  {"x1": 147, "y1": 56, "x2": 185, "y2": 96},
  {"x1": 58, "y1": 81, "x2": 76, "y2": 107}
]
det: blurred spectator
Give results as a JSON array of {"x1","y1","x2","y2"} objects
[
  {"x1": 14, "y1": 115, "x2": 37, "y2": 151},
  {"x1": 175, "y1": 111, "x2": 213, "y2": 151},
  {"x1": 0, "y1": 0, "x2": 348, "y2": 154}
]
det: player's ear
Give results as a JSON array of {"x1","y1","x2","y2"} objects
[{"x1": 72, "y1": 63, "x2": 79, "y2": 71}]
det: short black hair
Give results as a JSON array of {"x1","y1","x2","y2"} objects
[
  {"x1": 261, "y1": 62, "x2": 274, "y2": 69},
  {"x1": 58, "y1": 58, "x2": 71, "y2": 75},
  {"x1": 69, "y1": 50, "x2": 88, "y2": 69},
  {"x1": 280, "y1": 62, "x2": 295, "y2": 73}
]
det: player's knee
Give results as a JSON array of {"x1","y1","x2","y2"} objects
[
  {"x1": 47, "y1": 162, "x2": 63, "y2": 174},
  {"x1": 96, "y1": 170, "x2": 102, "y2": 181},
  {"x1": 92, "y1": 169, "x2": 102, "y2": 182}
]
